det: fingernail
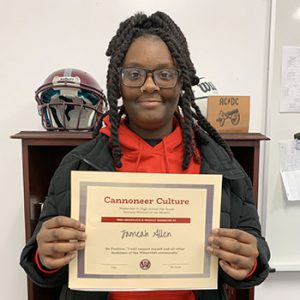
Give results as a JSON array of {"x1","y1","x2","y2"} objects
[
  {"x1": 208, "y1": 236, "x2": 214, "y2": 243},
  {"x1": 80, "y1": 223, "x2": 85, "y2": 230},
  {"x1": 207, "y1": 246, "x2": 213, "y2": 253},
  {"x1": 70, "y1": 253, "x2": 76, "y2": 260}
]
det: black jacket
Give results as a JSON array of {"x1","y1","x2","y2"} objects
[{"x1": 20, "y1": 133, "x2": 270, "y2": 300}]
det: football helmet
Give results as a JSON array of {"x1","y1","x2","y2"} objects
[
  {"x1": 35, "y1": 68, "x2": 106, "y2": 131},
  {"x1": 193, "y1": 76, "x2": 218, "y2": 117}
]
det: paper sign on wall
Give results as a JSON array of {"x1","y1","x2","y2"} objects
[
  {"x1": 207, "y1": 95, "x2": 250, "y2": 133},
  {"x1": 279, "y1": 140, "x2": 300, "y2": 201}
]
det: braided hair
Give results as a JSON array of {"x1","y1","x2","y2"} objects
[{"x1": 94, "y1": 11, "x2": 232, "y2": 168}]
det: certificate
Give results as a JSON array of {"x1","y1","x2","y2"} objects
[{"x1": 69, "y1": 171, "x2": 222, "y2": 291}]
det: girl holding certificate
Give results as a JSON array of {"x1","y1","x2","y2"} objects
[{"x1": 20, "y1": 11, "x2": 270, "y2": 300}]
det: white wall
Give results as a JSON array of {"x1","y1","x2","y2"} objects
[
  {"x1": 256, "y1": 271, "x2": 300, "y2": 299},
  {"x1": 0, "y1": 0, "x2": 298, "y2": 299},
  {"x1": 262, "y1": 0, "x2": 300, "y2": 269},
  {"x1": 255, "y1": 0, "x2": 300, "y2": 298}
]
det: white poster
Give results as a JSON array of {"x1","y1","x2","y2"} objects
[{"x1": 279, "y1": 140, "x2": 300, "y2": 201}]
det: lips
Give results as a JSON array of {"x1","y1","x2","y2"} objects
[
  {"x1": 137, "y1": 98, "x2": 162, "y2": 103},
  {"x1": 135, "y1": 98, "x2": 163, "y2": 109}
]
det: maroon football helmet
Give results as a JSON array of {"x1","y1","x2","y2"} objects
[{"x1": 35, "y1": 68, "x2": 106, "y2": 131}]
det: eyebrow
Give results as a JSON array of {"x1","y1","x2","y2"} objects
[{"x1": 122, "y1": 63, "x2": 176, "y2": 69}]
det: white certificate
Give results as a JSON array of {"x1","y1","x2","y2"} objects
[{"x1": 69, "y1": 171, "x2": 222, "y2": 291}]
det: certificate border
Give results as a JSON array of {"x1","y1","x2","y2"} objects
[{"x1": 77, "y1": 182, "x2": 214, "y2": 280}]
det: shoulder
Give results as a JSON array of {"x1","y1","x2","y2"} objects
[
  {"x1": 199, "y1": 133, "x2": 245, "y2": 180},
  {"x1": 59, "y1": 133, "x2": 111, "y2": 171},
  {"x1": 200, "y1": 134, "x2": 253, "y2": 199},
  {"x1": 59, "y1": 134, "x2": 110, "y2": 167},
  {"x1": 198, "y1": 133, "x2": 254, "y2": 222},
  {"x1": 48, "y1": 134, "x2": 112, "y2": 194}
]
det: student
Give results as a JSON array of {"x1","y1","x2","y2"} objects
[{"x1": 20, "y1": 11, "x2": 270, "y2": 300}]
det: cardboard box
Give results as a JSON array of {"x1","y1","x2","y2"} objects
[{"x1": 207, "y1": 95, "x2": 250, "y2": 133}]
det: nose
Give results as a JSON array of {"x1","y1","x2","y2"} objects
[{"x1": 140, "y1": 74, "x2": 160, "y2": 93}]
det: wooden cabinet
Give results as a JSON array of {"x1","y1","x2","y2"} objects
[{"x1": 12, "y1": 131, "x2": 268, "y2": 300}]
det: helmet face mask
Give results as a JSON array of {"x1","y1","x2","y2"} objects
[{"x1": 36, "y1": 68, "x2": 106, "y2": 131}]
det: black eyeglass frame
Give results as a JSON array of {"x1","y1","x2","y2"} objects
[{"x1": 120, "y1": 67, "x2": 181, "y2": 89}]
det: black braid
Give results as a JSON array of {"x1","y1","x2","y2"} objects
[
  {"x1": 190, "y1": 96, "x2": 233, "y2": 157},
  {"x1": 98, "y1": 11, "x2": 233, "y2": 169},
  {"x1": 150, "y1": 12, "x2": 199, "y2": 86},
  {"x1": 92, "y1": 110, "x2": 110, "y2": 138}
]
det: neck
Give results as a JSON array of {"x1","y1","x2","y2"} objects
[{"x1": 127, "y1": 121, "x2": 173, "y2": 139}]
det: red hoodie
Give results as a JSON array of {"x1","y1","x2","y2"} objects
[
  {"x1": 100, "y1": 116, "x2": 201, "y2": 174},
  {"x1": 100, "y1": 116, "x2": 200, "y2": 300}
]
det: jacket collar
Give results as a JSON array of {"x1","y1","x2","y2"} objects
[{"x1": 78, "y1": 132, "x2": 245, "y2": 180}]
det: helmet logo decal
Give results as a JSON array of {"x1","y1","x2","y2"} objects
[{"x1": 52, "y1": 76, "x2": 81, "y2": 86}]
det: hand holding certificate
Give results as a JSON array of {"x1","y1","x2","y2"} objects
[{"x1": 69, "y1": 171, "x2": 222, "y2": 291}]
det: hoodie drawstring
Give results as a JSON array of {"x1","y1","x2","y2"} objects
[
  {"x1": 162, "y1": 139, "x2": 170, "y2": 173},
  {"x1": 135, "y1": 138, "x2": 143, "y2": 171}
]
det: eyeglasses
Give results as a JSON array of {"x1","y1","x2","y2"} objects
[{"x1": 121, "y1": 67, "x2": 180, "y2": 88}]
